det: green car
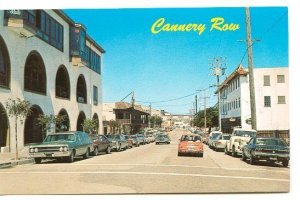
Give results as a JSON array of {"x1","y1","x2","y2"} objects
[{"x1": 29, "y1": 131, "x2": 93, "y2": 164}]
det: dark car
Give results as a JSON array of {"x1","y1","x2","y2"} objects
[
  {"x1": 89, "y1": 134, "x2": 111, "y2": 156},
  {"x1": 106, "y1": 134, "x2": 128, "y2": 151},
  {"x1": 29, "y1": 131, "x2": 93, "y2": 163},
  {"x1": 155, "y1": 134, "x2": 171, "y2": 144},
  {"x1": 242, "y1": 137, "x2": 290, "y2": 167}
]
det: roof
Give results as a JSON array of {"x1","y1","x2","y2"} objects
[
  {"x1": 114, "y1": 102, "x2": 149, "y2": 114},
  {"x1": 217, "y1": 64, "x2": 248, "y2": 92}
]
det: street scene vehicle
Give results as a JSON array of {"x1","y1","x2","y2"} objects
[
  {"x1": 178, "y1": 133, "x2": 203, "y2": 157},
  {"x1": 106, "y1": 134, "x2": 128, "y2": 151},
  {"x1": 137, "y1": 134, "x2": 146, "y2": 145},
  {"x1": 130, "y1": 134, "x2": 141, "y2": 146},
  {"x1": 242, "y1": 137, "x2": 290, "y2": 167},
  {"x1": 225, "y1": 128, "x2": 257, "y2": 157},
  {"x1": 207, "y1": 131, "x2": 222, "y2": 148},
  {"x1": 124, "y1": 135, "x2": 133, "y2": 148},
  {"x1": 89, "y1": 134, "x2": 111, "y2": 156},
  {"x1": 155, "y1": 134, "x2": 171, "y2": 144},
  {"x1": 211, "y1": 134, "x2": 231, "y2": 151},
  {"x1": 29, "y1": 131, "x2": 93, "y2": 163}
]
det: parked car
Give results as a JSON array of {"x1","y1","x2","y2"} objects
[
  {"x1": 147, "y1": 134, "x2": 155, "y2": 142},
  {"x1": 225, "y1": 128, "x2": 257, "y2": 157},
  {"x1": 124, "y1": 135, "x2": 133, "y2": 148},
  {"x1": 29, "y1": 131, "x2": 93, "y2": 163},
  {"x1": 106, "y1": 134, "x2": 128, "y2": 151},
  {"x1": 155, "y1": 134, "x2": 171, "y2": 144},
  {"x1": 137, "y1": 134, "x2": 146, "y2": 145},
  {"x1": 207, "y1": 131, "x2": 222, "y2": 147},
  {"x1": 89, "y1": 134, "x2": 111, "y2": 156},
  {"x1": 211, "y1": 134, "x2": 231, "y2": 151},
  {"x1": 242, "y1": 137, "x2": 290, "y2": 167},
  {"x1": 130, "y1": 135, "x2": 140, "y2": 147},
  {"x1": 178, "y1": 133, "x2": 203, "y2": 157}
]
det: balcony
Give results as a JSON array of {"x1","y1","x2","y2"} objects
[
  {"x1": 4, "y1": 10, "x2": 36, "y2": 38},
  {"x1": 70, "y1": 24, "x2": 88, "y2": 67},
  {"x1": 116, "y1": 119, "x2": 131, "y2": 124}
]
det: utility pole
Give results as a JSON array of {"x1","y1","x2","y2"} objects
[
  {"x1": 203, "y1": 96, "x2": 209, "y2": 137},
  {"x1": 245, "y1": 7, "x2": 257, "y2": 130},
  {"x1": 131, "y1": 91, "x2": 135, "y2": 107},
  {"x1": 210, "y1": 57, "x2": 226, "y2": 132},
  {"x1": 148, "y1": 103, "x2": 152, "y2": 128},
  {"x1": 195, "y1": 95, "x2": 198, "y2": 114}
]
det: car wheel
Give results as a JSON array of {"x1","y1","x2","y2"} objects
[
  {"x1": 178, "y1": 152, "x2": 181, "y2": 156},
  {"x1": 242, "y1": 150, "x2": 247, "y2": 161},
  {"x1": 34, "y1": 158, "x2": 42, "y2": 164},
  {"x1": 282, "y1": 160, "x2": 289, "y2": 167},
  {"x1": 67, "y1": 151, "x2": 74, "y2": 163},
  {"x1": 232, "y1": 146, "x2": 236, "y2": 157},
  {"x1": 83, "y1": 148, "x2": 89, "y2": 159},
  {"x1": 106, "y1": 146, "x2": 111, "y2": 154},
  {"x1": 199, "y1": 153, "x2": 203, "y2": 157},
  {"x1": 93, "y1": 147, "x2": 98, "y2": 156},
  {"x1": 224, "y1": 146, "x2": 228, "y2": 155},
  {"x1": 118, "y1": 143, "x2": 121, "y2": 152}
]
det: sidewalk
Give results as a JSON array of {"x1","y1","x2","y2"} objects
[{"x1": 0, "y1": 147, "x2": 34, "y2": 169}]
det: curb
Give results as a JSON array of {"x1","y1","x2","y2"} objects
[{"x1": 0, "y1": 158, "x2": 34, "y2": 169}]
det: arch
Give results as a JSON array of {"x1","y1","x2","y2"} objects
[
  {"x1": 76, "y1": 111, "x2": 86, "y2": 131},
  {"x1": 55, "y1": 65, "x2": 70, "y2": 99},
  {"x1": 24, "y1": 51, "x2": 47, "y2": 95},
  {"x1": 92, "y1": 113, "x2": 99, "y2": 134},
  {"x1": 24, "y1": 105, "x2": 45, "y2": 144},
  {"x1": 0, "y1": 103, "x2": 9, "y2": 148},
  {"x1": 56, "y1": 108, "x2": 70, "y2": 132},
  {"x1": 0, "y1": 35, "x2": 11, "y2": 88},
  {"x1": 76, "y1": 74, "x2": 87, "y2": 104}
]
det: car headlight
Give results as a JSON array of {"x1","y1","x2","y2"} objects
[
  {"x1": 59, "y1": 147, "x2": 63, "y2": 152},
  {"x1": 63, "y1": 147, "x2": 68, "y2": 152},
  {"x1": 29, "y1": 148, "x2": 34, "y2": 153},
  {"x1": 34, "y1": 148, "x2": 38, "y2": 153}
]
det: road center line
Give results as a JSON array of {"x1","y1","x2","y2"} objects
[{"x1": 0, "y1": 171, "x2": 289, "y2": 182}]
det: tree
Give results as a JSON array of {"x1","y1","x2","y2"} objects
[
  {"x1": 82, "y1": 118, "x2": 98, "y2": 134},
  {"x1": 108, "y1": 120, "x2": 121, "y2": 134},
  {"x1": 36, "y1": 114, "x2": 67, "y2": 133},
  {"x1": 5, "y1": 98, "x2": 31, "y2": 160},
  {"x1": 149, "y1": 116, "x2": 163, "y2": 128},
  {"x1": 193, "y1": 106, "x2": 218, "y2": 131}
]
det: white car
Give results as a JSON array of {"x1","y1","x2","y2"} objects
[
  {"x1": 211, "y1": 134, "x2": 231, "y2": 151},
  {"x1": 225, "y1": 128, "x2": 257, "y2": 157},
  {"x1": 207, "y1": 131, "x2": 222, "y2": 147}
]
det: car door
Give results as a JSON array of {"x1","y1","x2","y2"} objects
[
  {"x1": 98, "y1": 135, "x2": 107, "y2": 151},
  {"x1": 244, "y1": 138, "x2": 254, "y2": 157}
]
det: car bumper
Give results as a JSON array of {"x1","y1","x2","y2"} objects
[
  {"x1": 253, "y1": 152, "x2": 290, "y2": 160},
  {"x1": 29, "y1": 151, "x2": 71, "y2": 158}
]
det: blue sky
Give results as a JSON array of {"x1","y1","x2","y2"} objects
[{"x1": 64, "y1": 7, "x2": 288, "y2": 114}]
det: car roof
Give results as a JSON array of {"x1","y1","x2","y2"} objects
[
  {"x1": 48, "y1": 131, "x2": 77, "y2": 135},
  {"x1": 181, "y1": 133, "x2": 200, "y2": 137},
  {"x1": 233, "y1": 128, "x2": 257, "y2": 132}
]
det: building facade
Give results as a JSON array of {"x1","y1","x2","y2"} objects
[
  {"x1": 219, "y1": 65, "x2": 289, "y2": 138},
  {"x1": 0, "y1": 10, "x2": 105, "y2": 152}
]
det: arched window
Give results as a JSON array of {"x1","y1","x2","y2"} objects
[
  {"x1": 0, "y1": 35, "x2": 10, "y2": 88},
  {"x1": 76, "y1": 111, "x2": 86, "y2": 131},
  {"x1": 24, "y1": 105, "x2": 46, "y2": 144},
  {"x1": 0, "y1": 103, "x2": 9, "y2": 148},
  {"x1": 24, "y1": 51, "x2": 46, "y2": 95},
  {"x1": 93, "y1": 113, "x2": 99, "y2": 134},
  {"x1": 55, "y1": 65, "x2": 70, "y2": 99},
  {"x1": 76, "y1": 74, "x2": 87, "y2": 104},
  {"x1": 57, "y1": 109, "x2": 70, "y2": 132}
]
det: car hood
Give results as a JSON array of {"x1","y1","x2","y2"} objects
[{"x1": 255, "y1": 145, "x2": 289, "y2": 151}]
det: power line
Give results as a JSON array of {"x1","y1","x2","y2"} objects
[{"x1": 136, "y1": 91, "x2": 198, "y2": 104}]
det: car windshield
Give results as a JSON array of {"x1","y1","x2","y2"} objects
[
  {"x1": 256, "y1": 138, "x2": 288, "y2": 146},
  {"x1": 106, "y1": 135, "x2": 119, "y2": 140},
  {"x1": 159, "y1": 135, "x2": 168, "y2": 139},
  {"x1": 223, "y1": 135, "x2": 231, "y2": 140},
  {"x1": 181, "y1": 135, "x2": 200, "y2": 142},
  {"x1": 44, "y1": 134, "x2": 75, "y2": 142},
  {"x1": 236, "y1": 130, "x2": 256, "y2": 137},
  {"x1": 212, "y1": 133, "x2": 221, "y2": 139}
]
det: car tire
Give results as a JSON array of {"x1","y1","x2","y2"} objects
[
  {"x1": 34, "y1": 158, "x2": 42, "y2": 164},
  {"x1": 83, "y1": 148, "x2": 89, "y2": 159},
  {"x1": 249, "y1": 153, "x2": 256, "y2": 165},
  {"x1": 106, "y1": 146, "x2": 111, "y2": 154},
  {"x1": 178, "y1": 152, "x2": 181, "y2": 156},
  {"x1": 232, "y1": 146, "x2": 237, "y2": 157},
  {"x1": 282, "y1": 160, "x2": 289, "y2": 167},
  {"x1": 198, "y1": 153, "x2": 203, "y2": 157},
  {"x1": 117, "y1": 143, "x2": 121, "y2": 152},
  {"x1": 224, "y1": 147, "x2": 228, "y2": 155},
  {"x1": 93, "y1": 147, "x2": 98, "y2": 156},
  {"x1": 67, "y1": 151, "x2": 74, "y2": 163},
  {"x1": 242, "y1": 151, "x2": 247, "y2": 161}
]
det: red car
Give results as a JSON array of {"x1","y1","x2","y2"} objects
[
  {"x1": 89, "y1": 134, "x2": 111, "y2": 156},
  {"x1": 178, "y1": 133, "x2": 204, "y2": 157}
]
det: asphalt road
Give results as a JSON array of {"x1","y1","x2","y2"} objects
[{"x1": 0, "y1": 129, "x2": 289, "y2": 194}]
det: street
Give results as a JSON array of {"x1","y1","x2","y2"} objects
[{"x1": 0, "y1": 129, "x2": 289, "y2": 194}]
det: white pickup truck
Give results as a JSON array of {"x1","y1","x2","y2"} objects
[{"x1": 225, "y1": 128, "x2": 257, "y2": 157}]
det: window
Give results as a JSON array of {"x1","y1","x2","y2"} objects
[
  {"x1": 264, "y1": 96, "x2": 271, "y2": 107},
  {"x1": 93, "y1": 85, "x2": 98, "y2": 105},
  {"x1": 0, "y1": 36, "x2": 10, "y2": 88},
  {"x1": 55, "y1": 66, "x2": 70, "y2": 99},
  {"x1": 278, "y1": 96, "x2": 286, "y2": 104},
  {"x1": 76, "y1": 75, "x2": 87, "y2": 104},
  {"x1": 277, "y1": 75, "x2": 285, "y2": 83},
  {"x1": 264, "y1": 75, "x2": 270, "y2": 86}
]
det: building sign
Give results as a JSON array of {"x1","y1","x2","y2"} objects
[{"x1": 5, "y1": 10, "x2": 22, "y2": 18}]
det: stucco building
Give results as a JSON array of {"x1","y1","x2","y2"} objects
[{"x1": 0, "y1": 10, "x2": 105, "y2": 152}]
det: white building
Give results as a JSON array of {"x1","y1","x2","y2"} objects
[
  {"x1": 219, "y1": 65, "x2": 289, "y2": 137},
  {"x1": 0, "y1": 10, "x2": 105, "y2": 152}
]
